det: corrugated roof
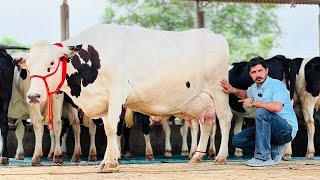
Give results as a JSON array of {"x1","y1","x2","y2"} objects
[{"x1": 179, "y1": 0, "x2": 320, "y2": 5}]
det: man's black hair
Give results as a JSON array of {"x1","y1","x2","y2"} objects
[{"x1": 248, "y1": 56, "x2": 267, "y2": 72}]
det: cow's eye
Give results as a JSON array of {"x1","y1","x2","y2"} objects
[
  {"x1": 47, "y1": 68, "x2": 51, "y2": 72},
  {"x1": 50, "y1": 61, "x2": 54, "y2": 65}
]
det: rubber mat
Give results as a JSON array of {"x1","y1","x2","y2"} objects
[{"x1": 0, "y1": 155, "x2": 317, "y2": 167}]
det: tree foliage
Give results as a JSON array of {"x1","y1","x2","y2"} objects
[
  {"x1": 0, "y1": 36, "x2": 29, "y2": 54},
  {"x1": 103, "y1": 0, "x2": 281, "y2": 62}
]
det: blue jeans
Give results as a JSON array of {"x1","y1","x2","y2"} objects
[{"x1": 232, "y1": 108, "x2": 292, "y2": 161}]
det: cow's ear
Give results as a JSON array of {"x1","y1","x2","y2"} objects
[
  {"x1": 12, "y1": 52, "x2": 28, "y2": 69},
  {"x1": 61, "y1": 45, "x2": 82, "y2": 58}
]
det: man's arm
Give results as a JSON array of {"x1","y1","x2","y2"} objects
[
  {"x1": 220, "y1": 79, "x2": 247, "y2": 99},
  {"x1": 239, "y1": 98, "x2": 283, "y2": 113}
]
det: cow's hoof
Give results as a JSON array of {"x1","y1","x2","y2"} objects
[
  {"x1": 208, "y1": 153, "x2": 216, "y2": 160},
  {"x1": 283, "y1": 154, "x2": 292, "y2": 161},
  {"x1": 71, "y1": 154, "x2": 81, "y2": 162},
  {"x1": 189, "y1": 156, "x2": 202, "y2": 163},
  {"x1": 99, "y1": 161, "x2": 120, "y2": 173},
  {"x1": 32, "y1": 156, "x2": 42, "y2": 165},
  {"x1": 47, "y1": 152, "x2": 54, "y2": 161},
  {"x1": 214, "y1": 156, "x2": 227, "y2": 164},
  {"x1": 181, "y1": 150, "x2": 189, "y2": 157},
  {"x1": 306, "y1": 152, "x2": 315, "y2": 159},
  {"x1": 62, "y1": 152, "x2": 68, "y2": 158},
  {"x1": 53, "y1": 155, "x2": 63, "y2": 164},
  {"x1": 164, "y1": 150, "x2": 172, "y2": 158},
  {"x1": 88, "y1": 154, "x2": 97, "y2": 162},
  {"x1": 0, "y1": 157, "x2": 9, "y2": 164},
  {"x1": 188, "y1": 151, "x2": 195, "y2": 159},
  {"x1": 234, "y1": 149, "x2": 243, "y2": 158},
  {"x1": 146, "y1": 153, "x2": 154, "y2": 160},
  {"x1": 122, "y1": 152, "x2": 132, "y2": 158},
  {"x1": 15, "y1": 153, "x2": 25, "y2": 160}
]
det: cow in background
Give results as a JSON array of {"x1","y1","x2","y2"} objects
[
  {"x1": 289, "y1": 57, "x2": 320, "y2": 159},
  {"x1": 228, "y1": 55, "x2": 291, "y2": 158},
  {"x1": 8, "y1": 63, "x2": 64, "y2": 165},
  {"x1": 0, "y1": 45, "x2": 28, "y2": 164},
  {"x1": 14, "y1": 24, "x2": 232, "y2": 172}
]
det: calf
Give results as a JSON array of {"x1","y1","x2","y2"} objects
[{"x1": 8, "y1": 66, "x2": 64, "y2": 165}]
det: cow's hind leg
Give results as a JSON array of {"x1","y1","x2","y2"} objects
[
  {"x1": 233, "y1": 116, "x2": 244, "y2": 157},
  {"x1": 283, "y1": 142, "x2": 292, "y2": 160},
  {"x1": 189, "y1": 119, "x2": 212, "y2": 163},
  {"x1": 208, "y1": 120, "x2": 217, "y2": 160}
]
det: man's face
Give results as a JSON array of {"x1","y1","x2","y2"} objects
[{"x1": 249, "y1": 64, "x2": 269, "y2": 86}]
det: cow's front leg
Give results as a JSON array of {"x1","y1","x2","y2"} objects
[
  {"x1": 47, "y1": 129, "x2": 55, "y2": 160},
  {"x1": 99, "y1": 93, "x2": 123, "y2": 173},
  {"x1": 29, "y1": 110, "x2": 44, "y2": 165},
  {"x1": 15, "y1": 120, "x2": 25, "y2": 160},
  {"x1": 189, "y1": 119, "x2": 212, "y2": 163},
  {"x1": 88, "y1": 119, "x2": 97, "y2": 161},
  {"x1": 52, "y1": 96, "x2": 63, "y2": 164},
  {"x1": 67, "y1": 107, "x2": 82, "y2": 162}
]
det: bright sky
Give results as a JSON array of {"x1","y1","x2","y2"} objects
[{"x1": 0, "y1": 0, "x2": 318, "y2": 59}]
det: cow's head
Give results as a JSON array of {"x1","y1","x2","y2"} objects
[
  {"x1": 12, "y1": 40, "x2": 82, "y2": 104},
  {"x1": 305, "y1": 57, "x2": 320, "y2": 97}
]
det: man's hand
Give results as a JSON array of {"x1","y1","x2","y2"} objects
[
  {"x1": 220, "y1": 79, "x2": 234, "y2": 94},
  {"x1": 238, "y1": 98, "x2": 254, "y2": 108}
]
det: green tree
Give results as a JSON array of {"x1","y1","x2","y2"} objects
[
  {"x1": 103, "y1": 0, "x2": 281, "y2": 62},
  {"x1": 0, "y1": 36, "x2": 29, "y2": 54}
]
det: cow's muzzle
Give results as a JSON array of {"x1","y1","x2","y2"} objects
[{"x1": 27, "y1": 93, "x2": 41, "y2": 103}]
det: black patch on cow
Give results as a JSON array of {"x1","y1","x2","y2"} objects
[
  {"x1": 66, "y1": 45, "x2": 101, "y2": 97},
  {"x1": 305, "y1": 57, "x2": 320, "y2": 97},
  {"x1": 186, "y1": 81, "x2": 190, "y2": 88},
  {"x1": 64, "y1": 93, "x2": 78, "y2": 109},
  {"x1": 18, "y1": 68, "x2": 27, "y2": 80},
  {"x1": 0, "y1": 49, "x2": 14, "y2": 158},
  {"x1": 289, "y1": 58, "x2": 303, "y2": 99}
]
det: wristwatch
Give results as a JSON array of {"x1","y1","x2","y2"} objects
[{"x1": 249, "y1": 99, "x2": 254, "y2": 108}]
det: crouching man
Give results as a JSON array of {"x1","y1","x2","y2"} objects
[{"x1": 220, "y1": 57, "x2": 298, "y2": 167}]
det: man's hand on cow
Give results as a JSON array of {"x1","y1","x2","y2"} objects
[
  {"x1": 238, "y1": 98, "x2": 254, "y2": 108},
  {"x1": 220, "y1": 79, "x2": 234, "y2": 94}
]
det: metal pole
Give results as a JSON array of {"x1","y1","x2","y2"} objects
[
  {"x1": 318, "y1": 5, "x2": 320, "y2": 55},
  {"x1": 60, "y1": 0, "x2": 69, "y2": 41},
  {"x1": 196, "y1": 0, "x2": 204, "y2": 28}
]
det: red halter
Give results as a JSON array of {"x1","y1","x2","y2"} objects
[{"x1": 29, "y1": 43, "x2": 67, "y2": 130}]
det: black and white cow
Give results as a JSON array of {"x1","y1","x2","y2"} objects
[
  {"x1": 228, "y1": 55, "x2": 292, "y2": 158},
  {"x1": 13, "y1": 24, "x2": 232, "y2": 172},
  {"x1": 0, "y1": 45, "x2": 28, "y2": 164},
  {"x1": 290, "y1": 57, "x2": 320, "y2": 159}
]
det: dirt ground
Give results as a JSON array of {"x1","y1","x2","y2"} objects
[{"x1": 1, "y1": 160, "x2": 320, "y2": 180}]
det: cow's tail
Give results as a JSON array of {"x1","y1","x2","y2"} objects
[{"x1": 124, "y1": 108, "x2": 134, "y2": 128}]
